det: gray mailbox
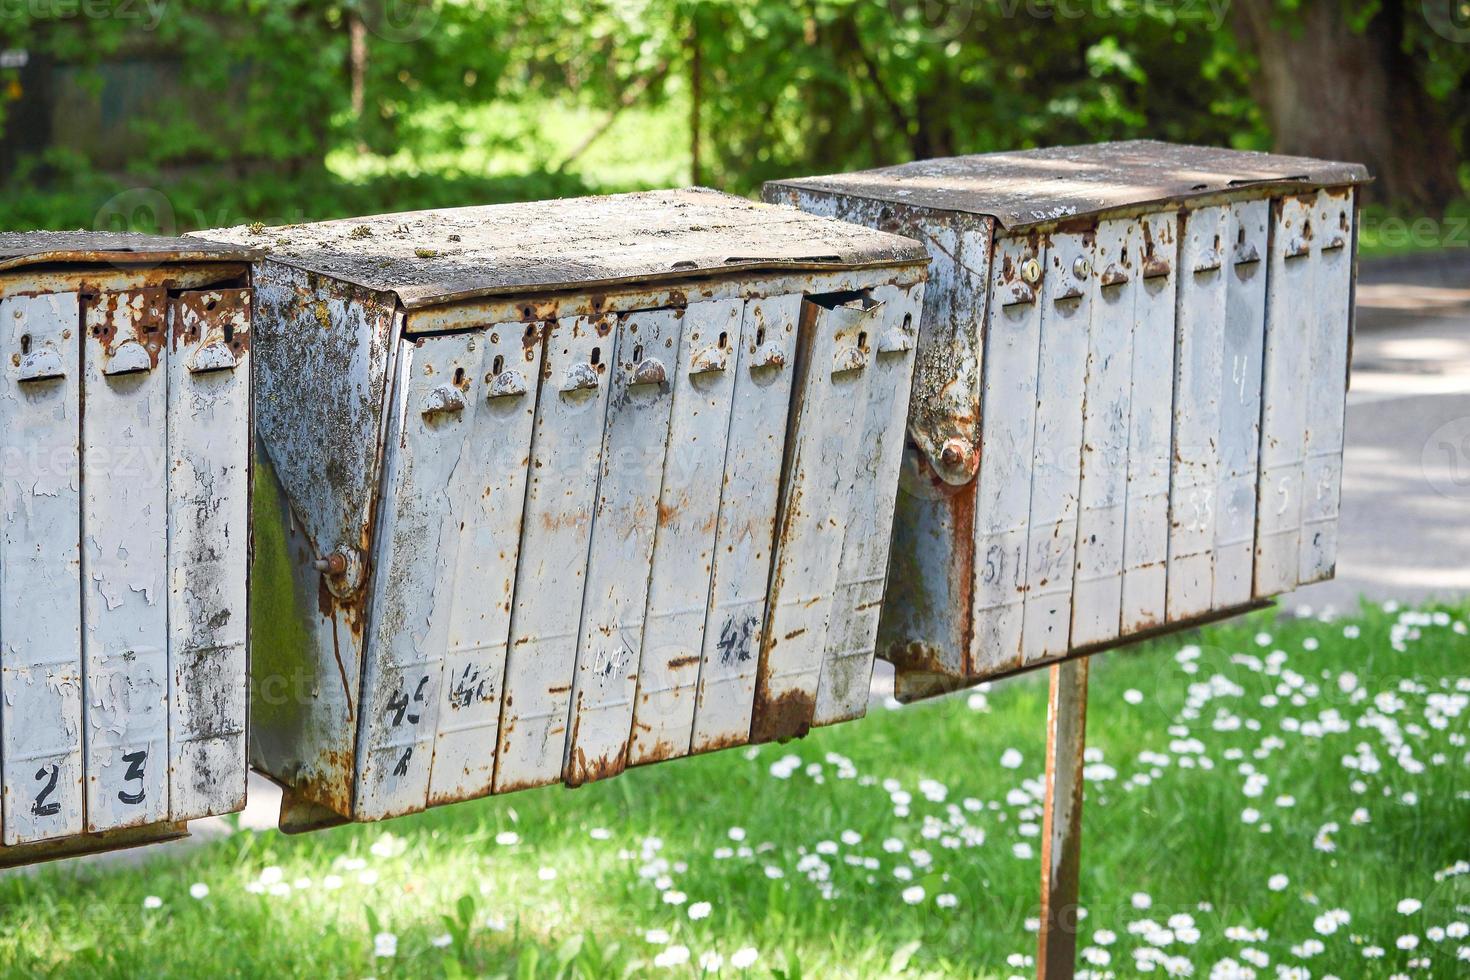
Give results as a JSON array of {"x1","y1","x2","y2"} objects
[
  {"x1": 205, "y1": 189, "x2": 928, "y2": 826},
  {"x1": 766, "y1": 142, "x2": 1369, "y2": 699},
  {"x1": 0, "y1": 232, "x2": 253, "y2": 867}
]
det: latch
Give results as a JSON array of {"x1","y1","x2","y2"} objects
[
  {"x1": 1142, "y1": 254, "x2": 1172, "y2": 279},
  {"x1": 1192, "y1": 245, "x2": 1223, "y2": 274},
  {"x1": 188, "y1": 343, "x2": 239, "y2": 374},
  {"x1": 1099, "y1": 264, "x2": 1129, "y2": 288},
  {"x1": 102, "y1": 339, "x2": 154, "y2": 377},
  {"x1": 689, "y1": 345, "x2": 728, "y2": 374}
]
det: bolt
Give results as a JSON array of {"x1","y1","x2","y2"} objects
[
  {"x1": 940, "y1": 439, "x2": 969, "y2": 469},
  {"x1": 1021, "y1": 258, "x2": 1042, "y2": 285},
  {"x1": 313, "y1": 552, "x2": 348, "y2": 576},
  {"x1": 1073, "y1": 256, "x2": 1091, "y2": 280}
]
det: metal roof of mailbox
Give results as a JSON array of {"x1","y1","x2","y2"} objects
[
  {"x1": 766, "y1": 140, "x2": 1371, "y2": 230},
  {"x1": 0, "y1": 231, "x2": 255, "y2": 271},
  {"x1": 199, "y1": 188, "x2": 929, "y2": 310}
]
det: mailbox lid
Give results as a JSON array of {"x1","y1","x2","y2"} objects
[
  {"x1": 765, "y1": 141, "x2": 1370, "y2": 231},
  {"x1": 0, "y1": 231, "x2": 254, "y2": 270},
  {"x1": 198, "y1": 188, "x2": 929, "y2": 311}
]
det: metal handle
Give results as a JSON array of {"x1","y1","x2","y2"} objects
[
  {"x1": 1233, "y1": 242, "x2": 1261, "y2": 266},
  {"x1": 188, "y1": 342, "x2": 239, "y2": 375},
  {"x1": 749, "y1": 340, "x2": 786, "y2": 369},
  {"x1": 561, "y1": 362, "x2": 601, "y2": 392},
  {"x1": 1099, "y1": 264, "x2": 1129, "y2": 288},
  {"x1": 1142, "y1": 256, "x2": 1172, "y2": 279},
  {"x1": 421, "y1": 384, "x2": 467, "y2": 417},
  {"x1": 1000, "y1": 282, "x2": 1037, "y2": 307},
  {"x1": 17, "y1": 348, "x2": 65, "y2": 383},
  {"x1": 689, "y1": 346, "x2": 728, "y2": 375},
  {"x1": 832, "y1": 346, "x2": 868, "y2": 374},
  {"x1": 102, "y1": 340, "x2": 153, "y2": 377},
  {"x1": 877, "y1": 327, "x2": 914, "y2": 353},
  {"x1": 630, "y1": 356, "x2": 668, "y2": 386},
  {"x1": 487, "y1": 369, "x2": 528, "y2": 399}
]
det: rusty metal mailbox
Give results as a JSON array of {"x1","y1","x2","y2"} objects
[
  {"x1": 205, "y1": 189, "x2": 927, "y2": 826},
  {"x1": 0, "y1": 232, "x2": 253, "y2": 867},
  {"x1": 766, "y1": 141, "x2": 1369, "y2": 700}
]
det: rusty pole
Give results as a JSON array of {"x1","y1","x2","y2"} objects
[{"x1": 1036, "y1": 657, "x2": 1088, "y2": 979}]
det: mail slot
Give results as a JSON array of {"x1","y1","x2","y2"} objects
[
  {"x1": 203, "y1": 189, "x2": 927, "y2": 826},
  {"x1": 766, "y1": 141, "x2": 1368, "y2": 700},
  {"x1": 0, "y1": 232, "x2": 253, "y2": 867}
]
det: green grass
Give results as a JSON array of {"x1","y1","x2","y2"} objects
[{"x1": 0, "y1": 600, "x2": 1466, "y2": 977}]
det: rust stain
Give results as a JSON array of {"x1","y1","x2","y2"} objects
[{"x1": 749, "y1": 687, "x2": 814, "y2": 745}]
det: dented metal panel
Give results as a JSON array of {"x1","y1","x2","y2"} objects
[
  {"x1": 971, "y1": 234, "x2": 1046, "y2": 676},
  {"x1": 0, "y1": 292, "x2": 84, "y2": 845},
  {"x1": 494, "y1": 313, "x2": 617, "y2": 793},
  {"x1": 166, "y1": 289, "x2": 252, "y2": 820},
  {"x1": 1214, "y1": 200, "x2": 1269, "y2": 609},
  {"x1": 1119, "y1": 212, "x2": 1177, "y2": 635},
  {"x1": 0, "y1": 232, "x2": 253, "y2": 273},
  {"x1": 563, "y1": 308, "x2": 681, "y2": 784},
  {"x1": 1021, "y1": 232, "x2": 1092, "y2": 665},
  {"x1": 355, "y1": 333, "x2": 480, "y2": 820},
  {"x1": 426, "y1": 322, "x2": 542, "y2": 806},
  {"x1": 1299, "y1": 190, "x2": 1354, "y2": 584},
  {"x1": 1071, "y1": 217, "x2": 1137, "y2": 648},
  {"x1": 688, "y1": 293, "x2": 801, "y2": 754},
  {"x1": 813, "y1": 281, "x2": 923, "y2": 724},
  {"x1": 626, "y1": 300, "x2": 742, "y2": 766},
  {"x1": 81, "y1": 287, "x2": 170, "y2": 832},
  {"x1": 1167, "y1": 206, "x2": 1229, "y2": 622},
  {"x1": 1255, "y1": 196, "x2": 1316, "y2": 597},
  {"x1": 750, "y1": 293, "x2": 880, "y2": 743}
]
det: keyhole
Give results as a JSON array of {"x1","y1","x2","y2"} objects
[
  {"x1": 902, "y1": 313, "x2": 913, "y2": 331},
  {"x1": 718, "y1": 331, "x2": 728, "y2": 349},
  {"x1": 590, "y1": 347, "x2": 601, "y2": 366},
  {"x1": 224, "y1": 324, "x2": 235, "y2": 344},
  {"x1": 453, "y1": 366, "x2": 466, "y2": 386},
  {"x1": 1237, "y1": 226, "x2": 1246, "y2": 246},
  {"x1": 755, "y1": 327, "x2": 766, "y2": 345},
  {"x1": 857, "y1": 331, "x2": 868, "y2": 349},
  {"x1": 633, "y1": 344, "x2": 643, "y2": 362},
  {"x1": 492, "y1": 354, "x2": 504, "y2": 375},
  {"x1": 19, "y1": 334, "x2": 30, "y2": 355}
]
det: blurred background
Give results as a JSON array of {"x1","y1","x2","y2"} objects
[{"x1": 1, "y1": 0, "x2": 1468, "y2": 251}]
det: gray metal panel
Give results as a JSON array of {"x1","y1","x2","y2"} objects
[
  {"x1": 0, "y1": 232, "x2": 253, "y2": 271},
  {"x1": 766, "y1": 141, "x2": 1370, "y2": 232},
  {"x1": 200, "y1": 189, "x2": 929, "y2": 310}
]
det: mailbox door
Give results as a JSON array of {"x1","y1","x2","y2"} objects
[
  {"x1": 0, "y1": 292, "x2": 84, "y2": 844},
  {"x1": 1214, "y1": 199, "x2": 1269, "y2": 608},
  {"x1": 1255, "y1": 196, "x2": 1316, "y2": 597},
  {"x1": 166, "y1": 289, "x2": 252, "y2": 820},
  {"x1": 1300, "y1": 189, "x2": 1354, "y2": 583},
  {"x1": 814, "y1": 281, "x2": 923, "y2": 722},
  {"x1": 495, "y1": 313, "x2": 616, "y2": 793},
  {"x1": 625, "y1": 299, "x2": 744, "y2": 765},
  {"x1": 1021, "y1": 233, "x2": 1092, "y2": 665},
  {"x1": 426, "y1": 322, "x2": 542, "y2": 806},
  {"x1": 688, "y1": 293, "x2": 801, "y2": 754},
  {"x1": 355, "y1": 333, "x2": 480, "y2": 820},
  {"x1": 751, "y1": 291, "x2": 880, "y2": 743},
  {"x1": 1072, "y1": 217, "x2": 1136, "y2": 647},
  {"x1": 563, "y1": 308, "x2": 682, "y2": 785},
  {"x1": 81, "y1": 288, "x2": 170, "y2": 832},
  {"x1": 971, "y1": 234, "x2": 1045, "y2": 675},
  {"x1": 1120, "y1": 212, "x2": 1178, "y2": 635},
  {"x1": 1167, "y1": 206, "x2": 1229, "y2": 622}
]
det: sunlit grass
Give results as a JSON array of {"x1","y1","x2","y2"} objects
[{"x1": 0, "y1": 600, "x2": 1465, "y2": 977}]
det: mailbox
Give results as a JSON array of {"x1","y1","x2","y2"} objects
[
  {"x1": 204, "y1": 189, "x2": 927, "y2": 826},
  {"x1": 0, "y1": 232, "x2": 253, "y2": 866},
  {"x1": 766, "y1": 142, "x2": 1368, "y2": 699}
]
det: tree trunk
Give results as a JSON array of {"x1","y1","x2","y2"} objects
[{"x1": 1232, "y1": 0, "x2": 1460, "y2": 214}]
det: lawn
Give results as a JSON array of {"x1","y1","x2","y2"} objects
[{"x1": 0, "y1": 600, "x2": 1465, "y2": 978}]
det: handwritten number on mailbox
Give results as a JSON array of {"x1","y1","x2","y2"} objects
[
  {"x1": 32, "y1": 764, "x2": 61, "y2": 817},
  {"x1": 387, "y1": 675, "x2": 431, "y2": 726},
  {"x1": 119, "y1": 750, "x2": 147, "y2": 805}
]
